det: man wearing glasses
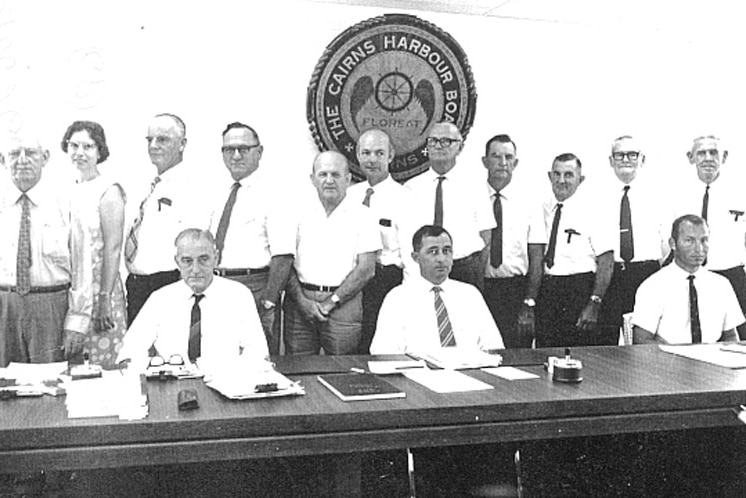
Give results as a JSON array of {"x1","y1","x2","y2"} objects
[
  {"x1": 124, "y1": 113, "x2": 210, "y2": 326},
  {"x1": 405, "y1": 121, "x2": 494, "y2": 291},
  {"x1": 672, "y1": 135, "x2": 746, "y2": 339},
  {"x1": 208, "y1": 122, "x2": 294, "y2": 355},
  {"x1": 0, "y1": 129, "x2": 89, "y2": 366},
  {"x1": 481, "y1": 134, "x2": 546, "y2": 348},
  {"x1": 117, "y1": 229, "x2": 267, "y2": 373},
  {"x1": 597, "y1": 135, "x2": 670, "y2": 343}
]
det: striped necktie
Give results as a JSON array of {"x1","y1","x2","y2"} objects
[
  {"x1": 432, "y1": 285, "x2": 456, "y2": 347},
  {"x1": 125, "y1": 176, "x2": 161, "y2": 264}
]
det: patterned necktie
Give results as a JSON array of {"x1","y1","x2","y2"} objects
[
  {"x1": 125, "y1": 176, "x2": 161, "y2": 264},
  {"x1": 434, "y1": 176, "x2": 446, "y2": 227},
  {"x1": 490, "y1": 193, "x2": 503, "y2": 268},
  {"x1": 189, "y1": 294, "x2": 205, "y2": 362},
  {"x1": 701, "y1": 184, "x2": 710, "y2": 221},
  {"x1": 432, "y1": 286, "x2": 456, "y2": 347},
  {"x1": 362, "y1": 187, "x2": 374, "y2": 207},
  {"x1": 620, "y1": 185, "x2": 635, "y2": 262},
  {"x1": 688, "y1": 275, "x2": 702, "y2": 344},
  {"x1": 544, "y1": 203, "x2": 563, "y2": 269},
  {"x1": 16, "y1": 194, "x2": 32, "y2": 295},
  {"x1": 215, "y1": 182, "x2": 241, "y2": 265}
]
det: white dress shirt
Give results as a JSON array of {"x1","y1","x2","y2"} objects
[
  {"x1": 632, "y1": 263, "x2": 744, "y2": 344},
  {"x1": 126, "y1": 162, "x2": 211, "y2": 275},
  {"x1": 405, "y1": 166, "x2": 495, "y2": 259},
  {"x1": 371, "y1": 275, "x2": 504, "y2": 354},
  {"x1": 542, "y1": 187, "x2": 616, "y2": 276},
  {"x1": 347, "y1": 176, "x2": 417, "y2": 268},
  {"x1": 485, "y1": 181, "x2": 547, "y2": 278},
  {"x1": 117, "y1": 276, "x2": 268, "y2": 372},
  {"x1": 673, "y1": 173, "x2": 746, "y2": 271},
  {"x1": 605, "y1": 175, "x2": 672, "y2": 263},
  {"x1": 0, "y1": 178, "x2": 90, "y2": 333},
  {"x1": 293, "y1": 194, "x2": 381, "y2": 287},
  {"x1": 208, "y1": 171, "x2": 295, "y2": 268}
]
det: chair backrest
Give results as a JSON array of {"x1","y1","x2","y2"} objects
[{"x1": 619, "y1": 312, "x2": 634, "y2": 346}]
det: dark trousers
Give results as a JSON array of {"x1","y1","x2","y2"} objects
[
  {"x1": 483, "y1": 276, "x2": 532, "y2": 348},
  {"x1": 125, "y1": 270, "x2": 180, "y2": 327},
  {"x1": 599, "y1": 260, "x2": 660, "y2": 338},
  {"x1": 713, "y1": 265, "x2": 746, "y2": 339},
  {"x1": 360, "y1": 264, "x2": 403, "y2": 354},
  {"x1": 450, "y1": 250, "x2": 484, "y2": 292},
  {"x1": 536, "y1": 272, "x2": 614, "y2": 347}
]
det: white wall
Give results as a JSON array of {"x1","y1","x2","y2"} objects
[{"x1": 1, "y1": 0, "x2": 744, "y2": 204}]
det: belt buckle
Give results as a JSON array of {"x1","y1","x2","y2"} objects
[{"x1": 619, "y1": 262, "x2": 627, "y2": 271}]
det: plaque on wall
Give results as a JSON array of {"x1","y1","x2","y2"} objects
[{"x1": 307, "y1": 13, "x2": 477, "y2": 181}]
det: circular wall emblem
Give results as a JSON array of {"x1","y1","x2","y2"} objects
[{"x1": 307, "y1": 13, "x2": 478, "y2": 181}]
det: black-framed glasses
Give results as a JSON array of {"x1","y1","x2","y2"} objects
[
  {"x1": 426, "y1": 137, "x2": 461, "y2": 148},
  {"x1": 148, "y1": 354, "x2": 185, "y2": 368},
  {"x1": 612, "y1": 151, "x2": 640, "y2": 161},
  {"x1": 221, "y1": 144, "x2": 261, "y2": 155}
]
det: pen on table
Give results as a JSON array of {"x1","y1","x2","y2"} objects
[
  {"x1": 394, "y1": 365, "x2": 425, "y2": 371},
  {"x1": 350, "y1": 367, "x2": 365, "y2": 374}
]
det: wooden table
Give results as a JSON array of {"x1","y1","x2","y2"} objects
[{"x1": 2, "y1": 345, "x2": 746, "y2": 495}]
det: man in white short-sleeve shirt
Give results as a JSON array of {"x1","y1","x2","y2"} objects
[
  {"x1": 283, "y1": 151, "x2": 381, "y2": 355},
  {"x1": 633, "y1": 215, "x2": 743, "y2": 344}
]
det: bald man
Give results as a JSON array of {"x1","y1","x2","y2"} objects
[
  {"x1": 347, "y1": 129, "x2": 416, "y2": 353},
  {"x1": 283, "y1": 151, "x2": 381, "y2": 355},
  {"x1": 405, "y1": 122, "x2": 494, "y2": 291}
]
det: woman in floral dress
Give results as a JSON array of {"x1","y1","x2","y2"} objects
[{"x1": 62, "y1": 121, "x2": 127, "y2": 368}]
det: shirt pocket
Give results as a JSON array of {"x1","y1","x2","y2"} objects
[{"x1": 41, "y1": 224, "x2": 71, "y2": 267}]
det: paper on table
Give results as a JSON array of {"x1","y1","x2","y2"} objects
[
  {"x1": 65, "y1": 370, "x2": 148, "y2": 419},
  {"x1": 367, "y1": 360, "x2": 427, "y2": 375},
  {"x1": 659, "y1": 344, "x2": 746, "y2": 369},
  {"x1": 3, "y1": 361, "x2": 68, "y2": 383},
  {"x1": 483, "y1": 366, "x2": 540, "y2": 380},
  {"x1": 404, "y1": 369, "x2": 493, "y2": 393}
]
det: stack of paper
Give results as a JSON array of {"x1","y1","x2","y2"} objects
[
  {"x1": 205, "y1": 359, "x2": 305, "y2": 400},
  {"x1": 408, "y1": 347, "x2": 503, "y2": 370},
  {"x1": 64, "y1": 370, "x2": 148, "y2": 420}
]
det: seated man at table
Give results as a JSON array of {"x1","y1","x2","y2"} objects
[
  {"x1": 633, "y1": 214, "x2": 744, "y2": 344},
  {"x1": 371, "y1": 224, "x2": 504, "y2": 354},
  {"x1": 117, "y1": 228, "x2": 268, "y2": 372}
]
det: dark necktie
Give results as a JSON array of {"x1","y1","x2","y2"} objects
[
  {"x1": 362, "y1": 187, "x2": 374, "y2": 207},
  {"x1": 215, "y1": 182, "x2": 241, "y2": 265},
  {"x1": 189, "y1": 294, "x2": 205, "y2": 362},
  {"x1": 688, "y1": 275, "x2": 702, "y2": 344},
  {"x1": 16, "y1": 194, "x2": 32, "y2": 295},
  {"x1": 490, "y1": 193, "x2": 503, "y2": 268},
  {"x1": 434, "y1": 176, "x2": 446, "y2": 227},
  {"x1": 544, "y1": 203, "x2": 563, "y2": 269},
  {"x1": 701, "y1": 185, "x2": 710, "y2": 221},
  {"x1": 620, "y1": 185, "x2": 635, "y2": 262},
  {"x1": 125, "y1": 176, "x2": 161, "y2": 264},
  {"x1": 432, "y1": 286, "x2": 455, "y2": 347}
]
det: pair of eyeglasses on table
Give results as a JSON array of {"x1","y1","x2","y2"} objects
[{"x1": 145, "y1": 354, "x2": 202, "y2": 381}]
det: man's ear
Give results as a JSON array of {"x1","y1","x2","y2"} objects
[
  {"x1": 411, "y1": 250, "x2": 420, "y2": 265},
  {"x1": 579, "y1": 174, "x2": 585, "y2": 185},
  {"x1": 723, "y1": 150, "x2": 729, "y2": 164},
  {"x1": 686, "y1": 151, "x2": 694, "y2": 164},
  {"x1": 668, "y1": 237, "x2": 676, "y2": 252}
]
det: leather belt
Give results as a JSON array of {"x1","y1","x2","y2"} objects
[
  {"x1": 0, "y1": 283, "x2": 71, "y2": 294},
  {"x1": 300, "y1": 282, "x2": 339, "y2": 292},
  {"x1": 214, "y1": 267, "x2": 270, "y2": 277},
  {"x1": 614, "y1": 260, "x2": 659, "y2": 271}
]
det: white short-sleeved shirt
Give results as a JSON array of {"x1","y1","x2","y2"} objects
[
  {"x1": 673, "y1": 174, "x2": 746, "y2": 271},
  {"x1": 126, "y1": 162, "x2": 211, "y2": 275},
  {"x1": 632, "y1": 263, "x2": 745, "y2": 344},
  {"x1": 293, "y1": 194, "x2": 381, "y2": 287},
  {"x1": 208, "y1": 171, "x2": 295, "y2": 268},
  {"x1": 542, "y1": 187, "x2": 616, "y2": 276},
  {"x1": 371, "y1": 275, "x2": 504, "y2": 354},
  {"x1": 347, "y1": 176, "x2": 416, "y2": 268},
  {"x1": 405, "y1": 167, "x2": 495, "y2": 259},
  {"x1": 117, "y1": 276, "x2": 268, "y2": 373},
  {"x1": 485, "y1": 181, "x2": 547, "y2": 278}
]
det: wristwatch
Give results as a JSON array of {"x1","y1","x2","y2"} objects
[
  {"x1": 589, "y1": 294, "x2": 603, "y2": 304},
  {"x1": 522, "y1": 298, "x2": 536, "y2": 308},
  {"x1": 261, "y1": 300, "x2": 276, "y2": 310},
  {"x1": 330, "y1": 294, "x2": 341, "y2": 305}
]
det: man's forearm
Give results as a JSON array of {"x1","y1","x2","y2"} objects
[
  {"x1": 591, "y1": 250, "x2": 614, "y2": 298},
  {"x1": 525, "y1": 243, "x2": 545, "y2": 299},
  {"x1": 333, "y1": 252, "x2": 377, "y2": 304},
  {"x1": 262, "y1": 254, "x2": 294, "y2": 304}
]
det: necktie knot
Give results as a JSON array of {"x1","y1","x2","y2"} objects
[
  {"x1": 362, "y1": 187, "x2": 374, "y2": 207},
  {"x1": 688, "y1": 275, "x2": 695, "y2": 282},
  {"x1": 623, "y1": 185, "x2": 630, "y2": 194},
  {"x1": 193, "y1": 293, "x2": 205, "y2": 304},
  {"x1": 432, "y1": 285, "x2": 442, "y2": 294}
]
